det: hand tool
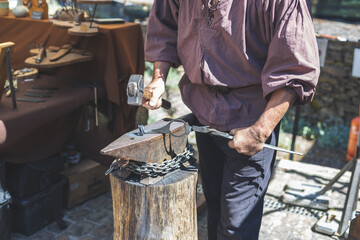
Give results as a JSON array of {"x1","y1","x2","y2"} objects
[
  {"x1": 83, "y1": 84, "x2": 99, "y2": 127},
  {"x1": 137, "y1": 118, "x2": 303, "y2": 156},
  {"x1": 127, "y1": 74, "x2": 171, "y2": 110},
  {"x1": 4, "y1": 44, "x2": 17, "y2": 111},
  {"x1": 35, "y1": 35, "x2": 49, "y2": 64},
  {"x1": 24, "y1": 91, "x2": 52, "y2": 98},
  {"x1": 32, "y1": 86, "x2": 59, "y2": 90},
  {"x1": 13, "y1": 68, "x2": 38, "y2": 80},
  {"x1": 49, "y1": 44, "x2": 74, "y2": 62},
  {"x1": 93, "y1": 86, "x2": 99, "y2": 127},
  {"x1": 17, "y1": 97, "x2": 46, "y2": 103}
]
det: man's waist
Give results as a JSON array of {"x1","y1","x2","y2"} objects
[{"x1": 206, "y1": 85, "x2": 236, "y2": 94}]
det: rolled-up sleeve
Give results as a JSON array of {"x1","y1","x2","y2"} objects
[
  {"x1": 145, "y1": 0, "x2": 181, "y2": 68},
  {"x1": 261, "y1": 0, "x2": 320, "y2": 105}
]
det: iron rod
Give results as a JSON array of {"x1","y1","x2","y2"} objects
[{"x1": 5, "y1": 47, "x2": 17, "y2": 111}]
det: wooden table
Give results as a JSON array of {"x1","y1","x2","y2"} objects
[{"x1": 0, "y1": 16, "x2": 145, "y2": 164}]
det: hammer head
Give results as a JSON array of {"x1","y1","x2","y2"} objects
[{"x1": 127, "y1": 74, "x2": 144, "y2": 106}]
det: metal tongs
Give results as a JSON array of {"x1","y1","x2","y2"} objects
[{"x1": 137, "y1": 119, "x2": 303, "y2": 156}]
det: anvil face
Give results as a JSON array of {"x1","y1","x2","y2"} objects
[{"x1": 101, "y1": 119, "x2": 188, "y2": 164}]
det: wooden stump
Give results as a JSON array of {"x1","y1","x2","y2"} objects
[
  {"x1": 349, "y1": 214, "x2": 360, "y2": 240},
  {"x1": 110, "y1": 167, "x2": 198, "y2": 240}
]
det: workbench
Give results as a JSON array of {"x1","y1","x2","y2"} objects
[{"x1": 0, "y1": 15, "x2": 145, "y2": 164}]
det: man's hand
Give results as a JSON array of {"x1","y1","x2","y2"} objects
[
  {"x1": 228, "y1": 88, "x2": 296, "y2": 156},
  {"x1": 142, "y1": 61, "x2": 172, "y2": 110},
  {"x1": 142, "y1": 77, "x2": 166, "y2": 110},
  {"x1": 228, "y1": 126, "x2": 267, "y2": 156}
]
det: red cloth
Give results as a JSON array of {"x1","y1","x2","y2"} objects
[
  {"x1": 0, "y1": 16, "x2": 145, "y2": 163},
  {"x1": 0, "y1": 15, "x2": 145, "y2": 105},
  {"x1": 0, "y1": 75, "x2": 95, "y2": 162}
]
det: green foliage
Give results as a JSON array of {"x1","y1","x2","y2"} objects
[
  {"x1": 145, "y1": 61, "x2": 154, "y2": 79},
  {"x1": 316, "y1": 123, "x2": 349, "y2": 149},
  {"x1": 281, "y1": 112, "x2": 350, "y2": 150},
  {"x1": 278, "y1": 128, "x2": 292, "y2": 149},
  {"x1": 144, "y1": 61, "x2": 183, "y2": 88},
  {"x1": 166, "y1": 68, "x2": 183, "y2": 90}
]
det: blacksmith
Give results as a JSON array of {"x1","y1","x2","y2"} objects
[{"x1": 143, "y1": 0, "x2": 320, "y2": 239}]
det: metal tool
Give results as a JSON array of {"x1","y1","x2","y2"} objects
[
  {"x1": 25, "y1": 91, "x2": 52, "y2": 98},
  {"x1": 35, "y1": 35, "x2": 49, "y2": 64},
  {"x1": 281, "y1": 182, "x2": 331, "y2": 210},
  {"x1": 137, "y1": 119, "x2": 303, "y2": 156},
  {"x1": 284, "y1": 117, "x2": 360, "y2": 236},
  {"x1": 17, "y1": 97, "x2": 46, "y2": 103},
  {"x1": 32, "y1": 86, "x2": 59, "y2": 90},
  {"x1": 84, "y1": 84, "x2": 99, "y2": 127},
  {"x1": 5, "y1": 46, "x2": 17, "y2": 111},
  {"x1": 93, "y1": 86, "x2": 99, "y2": 127},
  {"x1": 127, "y1": 74, "x2": 171, "y2": 110}
]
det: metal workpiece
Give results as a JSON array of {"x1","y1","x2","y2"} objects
[{"x1": 137, "y1": 118, "x2": 303, "y2": 156}]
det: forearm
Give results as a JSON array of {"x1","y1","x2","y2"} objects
[
  {"x1": 142, "y1": 61, "x2": 172, "y2": 109},
  {"x1": 253, "y1": 88, "x2": 296, "y2": 142},
  {"x1": 153, "y1": 61, "x2": 172, "y2": 82},
  {"x1": 229, "y1": 88, "x2": 296, "y2": 155}
]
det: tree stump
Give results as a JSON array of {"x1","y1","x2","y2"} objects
[
  {"x1": 110, "y1": 167, "x2": 198, "y2": 240},
  {"x1": 349, "y1": 214, "x2": 360, "y2": 240},
  {"x1": 103, "y1": 116, "x2": 201, "y2": 240}
]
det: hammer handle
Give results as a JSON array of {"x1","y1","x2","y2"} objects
[
  {"x1": 143, "y1": 91, "x2": 171, "y2": 110},
  {"x1": 161, "y1": 99, "x2": 171, "y2": 110}
]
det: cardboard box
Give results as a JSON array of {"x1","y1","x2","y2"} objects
[{"x1": 62, "y1": 158, "x2": 110, "y2": 209}]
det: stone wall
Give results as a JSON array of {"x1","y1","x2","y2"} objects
[
  {"x1": 300, "y1": 19, "x2": 360, "y2": 126},
  {"x1": 316, "y1": 40, "x2": 360, "y2": 122}
]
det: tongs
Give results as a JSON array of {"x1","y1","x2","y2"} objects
[{"x1": 137, "y1": 119, "x2": 303, "y2": 156}]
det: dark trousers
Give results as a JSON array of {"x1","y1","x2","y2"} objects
[{"x1": 196, "y1": 125, "x2": 279, "y2": 240}]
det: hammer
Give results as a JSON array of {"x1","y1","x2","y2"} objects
[{"x1": 127, "y1": 74, "x2": 171, "y2": 110}]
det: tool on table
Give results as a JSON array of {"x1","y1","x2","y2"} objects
[
  {"x1": 127, "y1": 74, "x2": 171, "y2": 110},
  {"x1": 17, "y1": 97, "x2": 46, "y2": 103},
  {"x1": 84, "y1": 84, "x2": 99, "y2": 127},
  {"x1": 35, "y1": 35, "x2": 49, "y2": 64},
  {"x1": 137, "y1": 118, "x2": 303, "y2": 156},
  {"x1": 13, "y1": 68, "x2": 38, "y2": 80},
  {"x1": 93, "y1": 85, "x2": 99, "y2": 126},
  {"x1": 3, "y1": 44, "x2": 18, "y2": 111},
  {"x1": 25, "y1": 91, "x2": 52, "y2": 98},
  {"x1": 49, "y1": 43, "x2": 74, "y2": 62},
  {"x1": 32, "y1": 86, "x2": 59, "y2": 90},
  {"x1": 47, "y1": 45, "x2": 86, "y2": 55},
  {"x1": 4, "y1": 79, "x2": 18, "y2": 97}
]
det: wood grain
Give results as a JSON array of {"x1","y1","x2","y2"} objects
[{"x1": 111, "y1": 167, "x2": 198, "y2": 240}]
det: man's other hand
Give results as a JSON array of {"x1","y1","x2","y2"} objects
[{"x1": 228, "y1": 126, "x2": 267, "y2": 156}]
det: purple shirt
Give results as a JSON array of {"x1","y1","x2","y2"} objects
[{"x1": 145, "y1": 0, "x2": 320, "y2": 131}]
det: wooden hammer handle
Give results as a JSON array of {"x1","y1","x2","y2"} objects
[
  {"x1": 143, "y1": 90, "x2": 171, "y2": 110},
  {"x1": 143, "y1": 91, "x2": 153, "y2": 100}
]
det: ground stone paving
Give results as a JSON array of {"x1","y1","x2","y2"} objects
[{"x1": 10, "y1": 157, "x2": 357, "y2": 240}]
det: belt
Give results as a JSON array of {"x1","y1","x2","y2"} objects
[{"x1": 206, "y1": 85, "x2": 232, "y2": 94}]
